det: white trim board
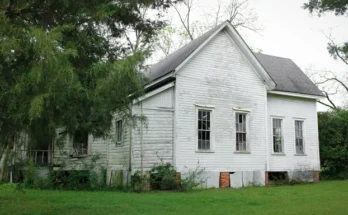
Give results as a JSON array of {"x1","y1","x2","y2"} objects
[
  {"x1": 268, "y1": 91, "x2": 324, "y2": 100},
  {"x1": 133, "y1": 82, "x2": 175, "y2": 104},
  {"x1": 144, "y1": 72, "x2": 175, "y2": 90}
]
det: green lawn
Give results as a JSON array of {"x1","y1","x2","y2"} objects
[{"x1": 1, "y1": 181, "x2": 348, "y2": 215}]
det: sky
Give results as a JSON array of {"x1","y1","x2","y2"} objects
[{"x1": 163, "y1": 0, "x2": 348, "y2": 111}]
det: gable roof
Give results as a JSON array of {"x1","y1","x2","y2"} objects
[
  {"x1": 254, "y1": 53, "x2": 323, "y2": 96},
  {"x1": 147, "y1": 21, "x2": 323, "y2": 97}
]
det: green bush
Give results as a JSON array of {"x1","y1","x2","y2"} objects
[
  {"x1": 318, "y1": 110, "x2": 348, "y2": 179},
  {"x1": 150, "y1": 163, "x2": 177, "y2": 190},
  {"x1": 20, "y1": 159, "x2": 107, "y2": 191},
  {"x1": 131, "y1": 170, "x2": 149, "y2": 192},
  {"x1": 180, "y1": 166, "x2": 205, "y2": 192},
  {"x1": 53, "y1": 168, "x2": 107, "y2": 190},
  {"x1": 22, "y1": 160, "x2": 39, "y2": 187}
]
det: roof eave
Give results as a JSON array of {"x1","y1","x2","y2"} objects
[{"x1": 268, "y1": 90, "x2": 325, "y2": 100}]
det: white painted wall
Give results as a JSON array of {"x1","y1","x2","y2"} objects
[
  {"x1": 107, "y1": 112, "x2": 132, "y2": 170},
  {"x1": 131, "y1": 87, "x2": 174, "y2": 172},
  {"x1": 267, "y1": 94, "x2": 320, "y2": 171},
  {"x1": 174, "y1": 30, "x2": 268, "y2": 173}
]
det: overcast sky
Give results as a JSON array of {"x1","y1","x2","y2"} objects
[{"x1": 165, "y1": 0, "x2": 348, "y2": 111}]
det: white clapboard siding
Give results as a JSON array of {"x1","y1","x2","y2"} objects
[
  {"x1": 131, "y1": 87, "x2": 174, "y2": 172},
  {"x1": 175, "y1": 30, "x2": 268, "y2": 172},
  {"x1": 107, "y1": 112, "x2": 132, "y2": 170},
  {"x1": 267, "y1": 94, "x2": 320, "y2": 171}
]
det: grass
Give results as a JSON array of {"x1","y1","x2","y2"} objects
[{"x1": 0, "y1": 181, "x2": 348, "y2": 215}]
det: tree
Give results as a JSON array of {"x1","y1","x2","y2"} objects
[
  {"x1": 206, "y1": 0, "x2": 262, "y2": 32},
  {"x1": 0, "y1": 0, "x2": 181, "y2": 158},
  {"x1": 304, "y1": 0, "x2": 348, "y2": 109},
  {"x1": 318, "y1": 110, "x2": 348, "y2": 179},
  {"x1": 154, "y1": 0, "x2": 262, "y2": 58}
]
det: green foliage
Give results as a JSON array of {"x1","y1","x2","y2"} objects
[
  {"x1": 20, "y1": 154, "x2": 107, "y2": 190},
  {"x1": 304, "y1": 0, "x2": 348, "y2": 15},
  {"x1": 150, "y1": 163, "x2": 177, "y2": 190},
  {"x1": 22, "y1": 160, "x2": 53, "y2": 189},
  {"x1": 180, "y1": 165, "x2": 205, "y2": 192},
  {"x1": 0, "y1": 0, "x2": 181, "y2": 158},
  {"x1": 131, "y1": 170, "x2": 149, "y2": 192},
  {"x1": 23, "y1": 160, "x2": 39, "y2": 187},
  {"x1": 318, "y1": 110, "x2": 348, "y2": 179}
]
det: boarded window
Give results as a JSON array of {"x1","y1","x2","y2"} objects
[
  {"x1": 236, "y1": 113, "x2": 247, "y2": 152},
  {"x1": 198, "y1": 110, "x2": 211, "y2": 150},
  {"x1": 73, "y1": 130, "x2": 88, "y2": 156},
  {"x1": 273, "y1": 118, "x2": 283, "y2": 153},
  {"x1": 116, "y1": 120, "x2": 123, "y2": 145},
  {"x1": 295, "y1": 120, "x2": 304, "y2": 154}
]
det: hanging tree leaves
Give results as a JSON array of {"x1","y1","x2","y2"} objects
[{"x1": 0, "y1": 0, "x2": 181, "y2": 154}]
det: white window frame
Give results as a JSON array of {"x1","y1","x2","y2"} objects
[
  {"x1": 293, "y1": 118, "x2": 306, "y2": 155},
  {"x1": 195, "y1": 104, "x2": 215, "y2": 152},
  {"x1": 234, "y1": 108, "x2": 251, "y2": 153},
  {"x1": 115, "y1": 119, "x2": 123, "y2": 145},
  {"x1": 271, "y1": 116, "x2": 285, "y2": 154}
]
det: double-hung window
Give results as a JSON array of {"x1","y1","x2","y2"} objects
[
  {"x1": 295, "y1": 120, "x2": 304, "y2": 154},
  {"x1": 116, "y1": 120, "x2": 123, "y2": 145},
  {"x1": 198, "y1": 110, "x2": 211, "y2": 150},
  {"x1": 235, "y1": 112, "x2": 247, "y2": 152},
  {"x1": 272, "y1": 118, "x2": 283, "y2": 153}
]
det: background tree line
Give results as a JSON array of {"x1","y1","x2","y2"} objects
[{"x1": 304, "y1": 0, "x2": 348, "y2": 179}]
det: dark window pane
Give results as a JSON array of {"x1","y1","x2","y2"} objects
[{"x1": 197, "y1": 110, "x2": 211, "y2": 150}]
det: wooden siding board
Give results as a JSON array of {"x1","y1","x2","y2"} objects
[{"x1": 131, "y1": 88, "x2": 174, "y2": 172}]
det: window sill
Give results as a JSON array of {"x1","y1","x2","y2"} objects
[
  {"x1": 70, "y1": 155, "x2": 89, "y2": 158},
  {"x1": 234, "y1": 151, "x2": 251, "y2": 154},
  {"x1": 294, "y1": 154, "x2": 307, "y2": 156},
  {"x1": 195, "y1": 150, "x2": 215, "y2": 153},
  {"x1": 271, "y1": 153, "x2": 286, "y2": 156}
]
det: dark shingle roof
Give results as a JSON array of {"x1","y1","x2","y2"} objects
[
  {"x1": 254, "y1": 53, "x2": 323, "y2": 96},
  {"x1": 148, "y1": 23, "x2": 323, "y2": 97}
]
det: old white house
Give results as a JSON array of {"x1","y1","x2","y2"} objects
[
  {"x1": 109, "y1": 21, "x2": 323, "y2": 188},
  {"x1": 2, "y1": 21, "x2": 323, "y2": 188}
]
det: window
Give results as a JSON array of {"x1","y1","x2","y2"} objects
[
  {"x1": 295, "y1": 120, "x2": 304, "y2": 154},
  {"x1": 272, "y1": 118, "x2": 283, "y2": 153},
  {"x1": 198, "y1": 110, "x2": 211, "y2": 150},
  {"x1": 116, "y1": 120, "x2": 123, "y2": 145},
  {"x1": 236, "y1": 113, "x2": 247, "y2": 152},
  {"x1": 73, "y1": 130, "x2": 88, "y2": 156}
]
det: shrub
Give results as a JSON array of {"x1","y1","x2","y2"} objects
[
  {"x1": 180, "y1": 165, "x2": 205, "y2": 192},
  {"x1": 22, "y1": 160, "x2": 39, "y2": 187},
  {"x1": 150, "y1": 163, "x2": 177, "y2": 190},
  {"x1": 131, "y1": 170, "x2": 149, "y2": 192}
]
